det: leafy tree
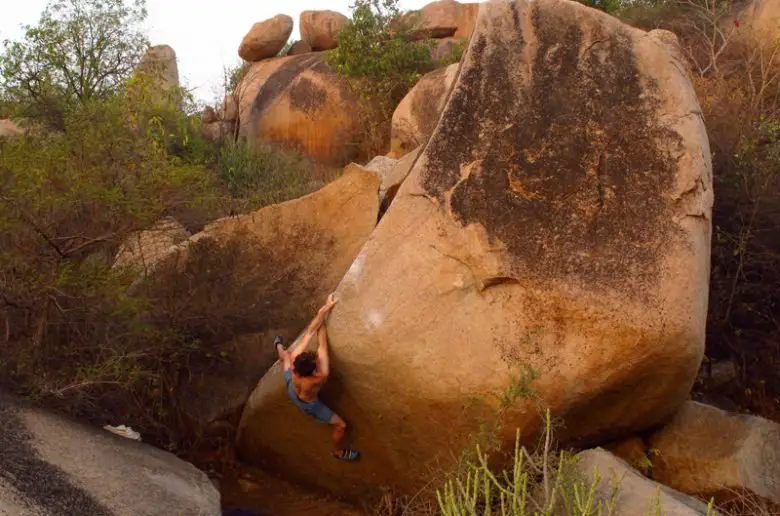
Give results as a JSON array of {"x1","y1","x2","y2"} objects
[{"x1": 0, "y1": 0, "x2": 149, "y2": 129}]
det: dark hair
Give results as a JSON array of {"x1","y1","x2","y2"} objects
[{"x1": 293, "y1": 352, "x2": 318, "y2": 377}]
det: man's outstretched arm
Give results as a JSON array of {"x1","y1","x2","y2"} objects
[
  {"x1": 316, "y1": 324, "x2": 330, "y2": 377},
  {"x1": 290, "y1": 294, "x2": 338, "y2": 360}
]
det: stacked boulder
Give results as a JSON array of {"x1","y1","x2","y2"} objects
[
  {"x1": 238, "y1": 15, "x2": 294, "y2": 62},
  {"x1": 228, "y1": 11, "x2": 364, "y2": 164},
  {"x1": 300, "y1": 10, "x2": 349, "y2": 51},
  {"x1": 226, "y1": 1, "x2": 479, "y2": 165}
]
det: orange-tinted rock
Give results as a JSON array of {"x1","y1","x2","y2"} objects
[
  {"x1": 407, "y1": 1, "x2": 481, "y2": 40},
  {"x1": 236, "y1": 53, "x2": 376, "y2": 165},
  {"x1": 649, "y1": 401, "x2": 780, "y2": 505},
  {"x1": 300, "y1": 10, "x2": 349, "y2": 51},
  {"x1": 238, "y1": 15, "x2": 293, "y2": 62},
  {"x1": 390, "y1": 64, "x2": 458, "y2": 157},
  {"x1": 237, "y1": 0, "x2": 713, "y2": 500}
]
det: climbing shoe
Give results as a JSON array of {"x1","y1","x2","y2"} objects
[{"x1": 334, "y1": 449, "x2": 360, "y2": 461}]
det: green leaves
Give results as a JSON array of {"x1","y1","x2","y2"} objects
[
  {"x1": 215, "y1": 139, "x2": 312, "y2": 209},
  {"x1": 326, "y1": 0, "x2": 437, "y2": 119},
  {"x1": 0, "y1": 0, "x2": 149, "y2": 130}
]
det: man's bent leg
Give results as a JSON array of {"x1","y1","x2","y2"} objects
[
  {"x1": 328, "y1": 412, "x2": 360, "y2": 461},
  {"x1": 329, "y1": 413, "x2": 347, "y2": 452}
]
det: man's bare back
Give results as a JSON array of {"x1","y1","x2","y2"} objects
[{"x1": 292, "y1": 373, "x2": 325, "y2": 403}]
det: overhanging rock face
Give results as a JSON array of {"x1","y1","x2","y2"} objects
[{"x1": 237, "y1": 0, "x2": 713, "y2": 501}]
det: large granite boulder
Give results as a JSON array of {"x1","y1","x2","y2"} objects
[
  {"x1": 740, "y1": 0, "x2": 780, "y2": 44},
  {"x1": 236, "y1": 0, "x2": 712, "y2": 500},
  {"x1": 390, "y1": 63, "x2": 459, "y2": 157},
  {"x1": 238, "y1": 15, "x2": 294, "y2": 62},
  {"x1": 0, "y1": 394, "x2": 220, "y2": 515},
  {"x1": 300, "y1": 10, "x2": 350, "y2": 51},
  {"x1": 235, "y1": 53, "x2": 374, "y2": 165},
  {"x1": 649, "y1": 401, "x2": 780, "y2": 505}
]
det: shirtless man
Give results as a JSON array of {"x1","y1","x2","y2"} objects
[{"x1": 274, "y1": 293, "x2": 360, "y2": 461}]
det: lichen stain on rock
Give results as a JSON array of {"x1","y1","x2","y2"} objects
[
  {"x1": 423, "y1": 4, "x2": 683, "y2": 299},
  {"x1": 289, "y1": 76, "x2": 328, "y2": 113},
  {"x1": 250, "y1": 54, "x2": 323, "y2": 119}
]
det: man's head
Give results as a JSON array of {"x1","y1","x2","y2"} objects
[{"x1": 293, "y1": 351, "x2": 318, "y2": 377}]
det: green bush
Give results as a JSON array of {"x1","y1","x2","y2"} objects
[
  {"x1": 438, "y1": 412, "x2": 618, "y2": 516},
  {"x1": 327, "y1": 0, "x2": 437, "y2": 156},
  {"x1": 215, "y1": 139, "x2": 313, "y2": 210},
  {"x1": 0, "y1": 17, "x2": 222, "y2": 445},
  {"x1": 223, "y1": 61, "x2": 250, "y2": 96}
]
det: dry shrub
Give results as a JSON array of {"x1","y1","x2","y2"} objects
[{"x1": 661, "y1": 1, "x2": 780, "y2": 419}]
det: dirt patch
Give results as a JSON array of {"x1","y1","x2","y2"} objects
[
  {"x1": 220, "y1": 465, "x2": 364, "y2": 515},
  {"x1": 422, "y1": 3, "x2": 683, "y2": 301}
]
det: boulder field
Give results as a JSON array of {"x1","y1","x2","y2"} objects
[{"x1": 235, "y1": 0, "x2": 713, "y2": 500}]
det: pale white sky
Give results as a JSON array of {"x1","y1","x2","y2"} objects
[{"x1": 1, "y1": 0, "x2": 430, "y2": 104}]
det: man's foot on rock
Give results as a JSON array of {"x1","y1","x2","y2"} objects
[
  {"x1": 273, "y1": 335, "x2": 283, "y2": 350},
  {"x1": 334, "y1": 449, "x2": 360, "y2": 461}
]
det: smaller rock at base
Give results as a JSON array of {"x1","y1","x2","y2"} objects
[
  {"x1": 238, "y1": 15, "x2": 293, "y2": 62},
  {"x1": 603, "y1": 436, "x2": 652, "y2": 476},
  {"x1": 202, "y1": 121, "x2": 233, "y2": 143},
  {"x1": 649, "y1": 401, "x2": 780, "y2": 505},
  {"x1": 288, "y1": 40, "x2": 313, "y2": 56},
  {"x1": 377, "y1": 147, "x2": 422, "y2": 212},
  {"x1": 575, "y1": 449, "x2": 715, "y2": 515}
]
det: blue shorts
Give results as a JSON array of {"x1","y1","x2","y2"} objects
[{"x1": 283, "y1": 369, "x2": 334, "y2": 424}]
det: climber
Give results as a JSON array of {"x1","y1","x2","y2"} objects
[{"x1": 274, "y1": 293, "x2": 360, "y2": 461}]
